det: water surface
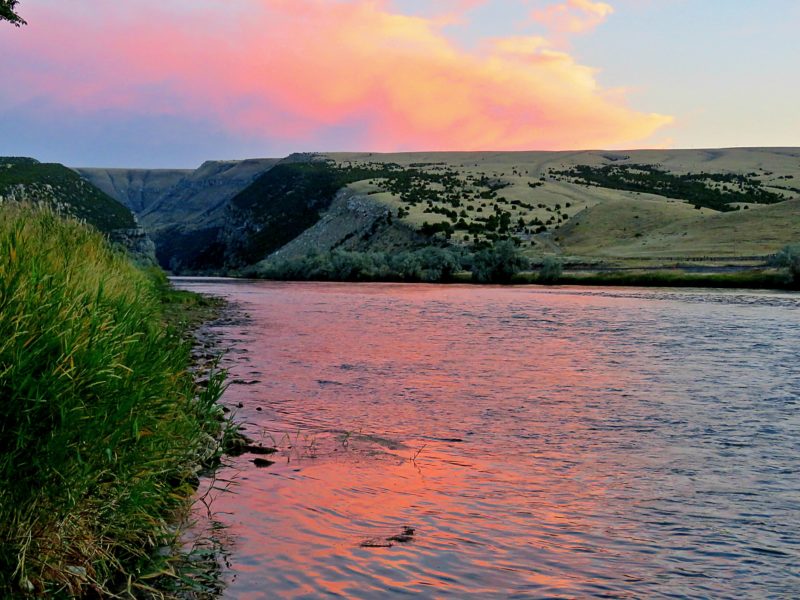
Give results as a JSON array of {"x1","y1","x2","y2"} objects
[{"x1": 174, "y1": 280, "x2": 800, "y2": 599}]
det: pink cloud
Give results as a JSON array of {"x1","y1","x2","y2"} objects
[
  {"x1": 1, "y1": 0, "x2": 669, "y2": 151},
  {"x1": 532, "y1": 0, "x2": 615, "y2": 34}
]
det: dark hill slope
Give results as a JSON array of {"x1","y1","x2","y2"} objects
[
  {"x1": 141, "y1": 159, "x2": 280, "y2": 271},
  {"x1": 1, "y1": 157, "x2": 135, "y2": 232},
  {"x1": 79, "y1": 159, "x2": 279, "y2": 271},
  {"x1": 139, "y1": 159, "x2": 280, "y2": 230},
  {"x1": 221, "y1": 155, "x2": 435, "y2": 268}
]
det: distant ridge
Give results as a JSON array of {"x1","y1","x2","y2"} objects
[{"x1": 73, "y1": 148, "x2": 800, "y2": 273}]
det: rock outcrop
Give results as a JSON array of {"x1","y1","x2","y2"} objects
[{"x1": 268, "y1": 188, "x2": 423, "y2": 262}]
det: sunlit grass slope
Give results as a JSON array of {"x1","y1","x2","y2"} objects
[
  {"x1": 559, "y1": 198, "x2": 800, "y2": 258},
  {"x1": 0, "y1": 205, "x2": 224, "y2": 597},
  {"x1": 320, "y1": 149, "x2": 800, "y2": 261}
]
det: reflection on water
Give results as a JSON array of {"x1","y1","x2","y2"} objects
[{"x1": 174, "y1": 280, "x2": 800, "y2": 599}]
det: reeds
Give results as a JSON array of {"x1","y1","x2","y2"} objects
[{"x1": 0, "y1": 204, "x2": 225, "y2": 596}]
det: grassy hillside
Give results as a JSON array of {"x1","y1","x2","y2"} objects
[
  {"x1": 559, "y1": 198, "x2": 800, "y2": 258},
  {"x1": 1, "y1": 157, "x2": 136, "y2": 232},
  {"x1": 556, "y1": 198, "x2": 717, "y2": 256},
  {"x1": 0, "y1": 204, "x2": 226, "y2": 596},
  {"x1": 80, "y1": 148, "x2": 800, "y2": 273},
  {"x1": 318, "y1": 149, "x2": 800, "y2": 263}
]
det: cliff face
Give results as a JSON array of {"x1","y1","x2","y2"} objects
[
  {"x1": 108, "y1": 227, "x2": 159, "y2": 266},
  {"x1": 267, "y1": 188, "x2": 425, "y2": 262},
  {"x1": 75, "y1": 168, "x2": 191, "y2": 214}
]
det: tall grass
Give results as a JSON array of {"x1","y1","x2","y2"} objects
[{"x1": 0, "y1": 204, "x2": 225, "y2": 597}]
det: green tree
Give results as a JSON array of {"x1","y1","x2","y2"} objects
[
  {"x1": 471, "y1": 239, "x2": 528, "y2": 284},
  {"x1": 770, "y1": 244, "x2": 800, "y2": 285},
  {"x1": 0, "y1": 0, "x2": 26, "y2": 26},
  {"x1": 538, "y1": 256, "x2": 563, "y2": 283}
]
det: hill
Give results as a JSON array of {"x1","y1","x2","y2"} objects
[
  {"x1": 75, "y1": 148, "x2": 800, "y2": 274},
  {"x1": 318, "y1": 149, "x2": 800, "y2": 259},
  {"x1": 0, "y1": 157, "x2": 158, "y2": 263},
  {"x1": 75, "y1": 167, "x2": 192, "y2": 214},
  {"x1": 1, "y1": 157, "x2": 136, "y2": 232}
]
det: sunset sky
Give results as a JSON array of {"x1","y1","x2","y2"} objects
[{"x1": 1, "y1": 0, "x2": 798, "y2": 167}]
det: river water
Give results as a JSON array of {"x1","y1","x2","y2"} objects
[{"x1": 173, "y1": 279, "x2": 800, "y2": 599}]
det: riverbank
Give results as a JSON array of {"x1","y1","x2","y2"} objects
[
  {"x1": 248, "y1": 243, "x2": 798, "y2": 290},
  {"x1": 506, "y1": 267, "x2": 797, "y2": 290},
  {"x1": 0, "y1": 205, "x2": 229, "y2": 597},
  {"x1": 253, "y1": 267, "x2": 797, "y2": 291}
]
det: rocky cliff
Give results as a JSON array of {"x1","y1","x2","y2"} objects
[{"x1": 267, "y1": 188, "x2": 425, "y2": 262}]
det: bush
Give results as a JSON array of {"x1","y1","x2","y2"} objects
[
  {"x1": 538, "y1": 256, "x2": 563, "y2": 283},
  {"x1": 0, "y1": 205, "x2": 225, "y2": 596},
  {"x1": 471, "y1": 239, "x2": 529, "y2": 283},
  {"x1": 392, "y1": 247, "x2": 462, "y2": 282},
  {"x1": 770, "y1": 244, "x2": 800, "y2": 284},
  {"x1": 257, "y1": 247, "x2": 464, "y2": 283}
]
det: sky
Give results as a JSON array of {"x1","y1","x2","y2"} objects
[{"x1": 0, "y1": 0, "x2": 798, "y2": 167}]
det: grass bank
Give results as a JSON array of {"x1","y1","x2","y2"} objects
[
  {"x1": 0, "y1": 204, "x2": 227, "y2": 597},
  {"x1": 509, "y1": 268, "x2": 798, "y2": 290}
]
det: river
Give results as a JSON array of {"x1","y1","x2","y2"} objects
[{"x1": 173, "y1": 279, "x2": 800, "y2": 599}]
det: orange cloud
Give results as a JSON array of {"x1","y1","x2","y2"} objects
[
  {"x1": 532, "y1": 0, "x2": 615, "y2": 34},
  {"x1": 2, "y1": 0, "x2": 670, "y2": 151}
]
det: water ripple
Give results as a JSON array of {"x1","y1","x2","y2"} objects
[{"x1": 173, "y1": 280, "x2": 800, "y2": 599}]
